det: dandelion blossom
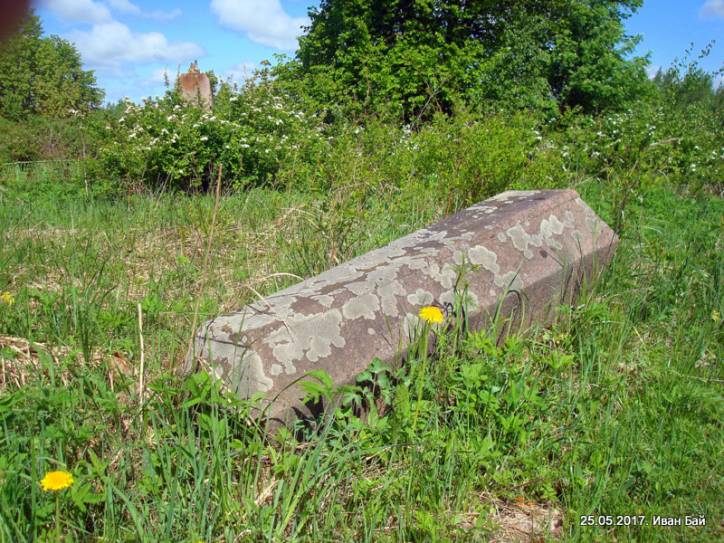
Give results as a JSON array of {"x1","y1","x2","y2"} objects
[
  {"x1": 40, "y1": 470, "x2": 74, "y2": 492},
  {"x1": 419, "y1": 305, "x2": 444, "y2": 324},
  {"x1": 0, "y1": 291, "x2": 14, "y2": 306}
]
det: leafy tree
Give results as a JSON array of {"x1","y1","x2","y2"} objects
[
  {"x1": 652, "y1": 42, "x2": 724, "y2": 110},
  {"x1": 0, "y1": 12, "x2": 103, "y2": 120},
  {"x1": 0, "y1": 14, "x2": 39, "y2": 120},
  {"x1": 292, "y1": 0, "x2": 650, "y2": 118}
]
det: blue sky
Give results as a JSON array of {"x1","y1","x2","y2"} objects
[{"x1": 34, "y1": 0, "x2": 724, "y2": 103}]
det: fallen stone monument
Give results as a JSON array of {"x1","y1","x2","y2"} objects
[
  {"x1": 178, "y1": 61, "x2": 212, "y2": 110},
  {"x1": 188, "y1": 189, "x2": 618, "y2": 426}
]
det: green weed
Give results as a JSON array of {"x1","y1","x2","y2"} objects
[{"x1": 0, "y1": 118, "x2": 722, "y2": 541}]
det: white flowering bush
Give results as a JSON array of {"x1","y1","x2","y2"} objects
[
  {"x1": 538, "y1": 98, "x2": 722, "y2": 194},
  {"x1": 98, "y1": 76, "x2": 327, "y2": 191},
  {"x1": 96, "y1": 63, "x2": 721, "y2": 200}
]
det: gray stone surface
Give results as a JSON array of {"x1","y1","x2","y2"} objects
[{"x1": 188, "y1": 189, "x2": 618, "y2": 425}]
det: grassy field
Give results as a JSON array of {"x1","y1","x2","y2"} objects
[{"x1": 0, "y1": 161, "x2": 722, "y2": 542}]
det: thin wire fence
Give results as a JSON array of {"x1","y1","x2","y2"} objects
[{"x1": 1, "y1": 158, "x2": 85, "y2": 167}]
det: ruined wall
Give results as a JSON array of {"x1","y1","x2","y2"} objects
[
  {"x1": 178, "y1": 62, "x2": 212, "y2": 110},
  {"x1": 189, "y1": 189, "x2": 618, "y2": 426}
]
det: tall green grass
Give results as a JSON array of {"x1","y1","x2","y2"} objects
[{"x1": 1, "y1": 130, "x2": 722, "y2": 541}]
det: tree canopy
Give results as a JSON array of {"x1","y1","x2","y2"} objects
[
  {"x1": 0, "y1": 13, "x2": 103, "y2": 120},
  {"x1": 293, "y1": 0, "x2": 650, "y2": 118}
]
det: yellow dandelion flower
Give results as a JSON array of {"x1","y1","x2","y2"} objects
[
  {"x1": 40, "y1": 470, "x2": 74, "y2": 492},
  {"x1": 0, "y1": 291, "x2": 14, "y2": 306},
  {"x1": 712, "y1": 309, "x2": 721, "y2": 323},
  {"x1": 419, "y1": 305, "x2": 444, "y2": 324}
]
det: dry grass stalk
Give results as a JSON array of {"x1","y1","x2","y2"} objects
[
  {"x1": 137, "y1": 302, "x2": 145, "y2": 407},
  {"x1": 0, "y1": 334, "x2": 132, "y2": 391},
  {"x1": 489, "y1": 499, "x2": 563, "y2": 542},
  {"x1": 184, "y1": 164, "x2": 223, "y2": 371}
]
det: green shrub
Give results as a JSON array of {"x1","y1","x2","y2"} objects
[
  {"x1": 98, "y1": 74, "x2": 328, "y2": 191},
  {"x1": 0, "y1": 115, "x2": 96, "y2": 163}
]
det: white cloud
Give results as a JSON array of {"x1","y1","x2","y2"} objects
[
  {"x1": 106, "y1": 0, "x2": 182, "y2": 21},
  {"x1": 225, "y1": 61, "x2": 258, "y2": 85},
  {"x1": 42, "y1": 0, "x2": 182, "y2": 24},
  {"x1": 142, "y1": 8, "x2": 183, "y2": 22},
  {"x1": 700, "y1": 0, "x2": 724, "y2": 18},
  {"x1": 646, "y1": 64, "x2": 661, "y2": 79},
  {"x1": 41, "y1": 0, "x2": 112, "y2": 24},
  {"x1": 67, "y1": 21, "x2": 204, "y2": 68},
  {"x1": 148, "y1": 67, "x2": 172, "y2": 85},
  {"x1": 210, "y1": 0, "x2": 308, "y2": 50},
  {"x1": 106, "y1": 0, "x2": 140, "y2": 15}
]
